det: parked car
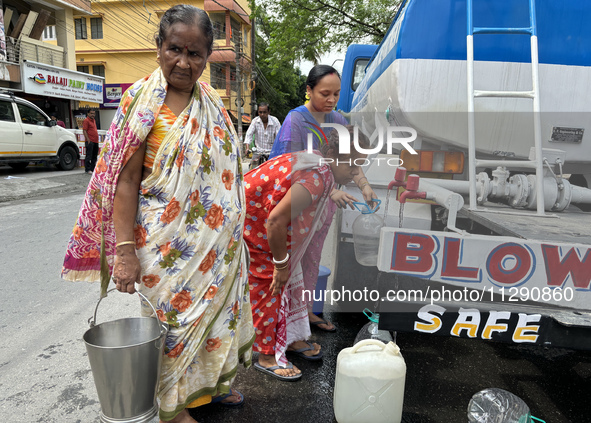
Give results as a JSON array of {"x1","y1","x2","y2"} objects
[{"x1": 0, "y1": 92, "x2": 79, "y2": 171}]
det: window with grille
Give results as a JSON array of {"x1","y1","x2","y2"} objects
[
  {"x1": 77, "y1": 66, "x2": 89, "y2": 74},
  {"x1": 42, "y1": 26, "x2": 56, "y2": 41},
  {"x1": 210, "y1": 63, "x2": 226, "y2": 90},
  {"x1": 75, "y1": 18, "x2": 87, "y2": 40},
  {"x1": 231, "y1": 18, "x2": 241, "y2": 44},
  {"x1": 93, "y1": 65, "x2": 105, "y2": 78},
  {"x1": 210, "y1": 13, "x2": 226, "y2": 40},
  {"x1": 91, "y1": 18, "x2": 103, "y2": 39}
]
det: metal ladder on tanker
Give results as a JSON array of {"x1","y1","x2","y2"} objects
[{"x1": 466, "y1": 0, "x2": 546, "y2": 215}]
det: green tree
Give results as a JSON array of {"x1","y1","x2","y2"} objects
[
  {"x1": 251, "y1": 0, "x2": 400, "y2": 67},
  {"x1": 251, "y1": 22, "x2": 307, "y2": 121}
]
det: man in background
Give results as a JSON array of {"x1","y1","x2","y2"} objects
[
  {"x1": 83, "y1": 110, "x2": 99, "y2": 174},
  {"x1": 244, "y1": 102, "x2": 281, "y2": 160},
  {"x1": 50, "y1": 114, "x2": 66, "y2": 128}
]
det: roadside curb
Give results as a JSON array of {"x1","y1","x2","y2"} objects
[{"x1": 0, "y1": 171, "x2": 90, "y2": 203}]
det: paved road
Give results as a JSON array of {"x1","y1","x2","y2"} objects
[
  {"x1": 0, "y1": 191, "x2": 143, "y2": 422},
  {"x1": 0, "y1": 169, "x2": 589, "y2": 423}
]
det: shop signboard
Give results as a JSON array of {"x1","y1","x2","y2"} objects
[
  {"x1": 21, "y1": 61, "x2": 104, "y2": 103},
  {"x1": 103, "y1": 83, "x2": 132, "y2": 108}
]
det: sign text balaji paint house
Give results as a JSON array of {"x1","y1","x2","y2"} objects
[{"x1": 22, "y1": 61, "x2": 104, "y2": 103}]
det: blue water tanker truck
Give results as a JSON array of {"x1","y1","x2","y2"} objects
[{"x1": 332, "y1": 0, "x2": 591, "y2": 350}]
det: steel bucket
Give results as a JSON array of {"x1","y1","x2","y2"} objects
[{"x1": 83, "y1": 289, "x2": 169, "y2": 423}]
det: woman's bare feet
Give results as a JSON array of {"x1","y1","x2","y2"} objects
[
  {"x1": 308, "y1": 311, "x2": 335, "y2": 331},
  {"x1": 160, "y1": 408, "x2": 197, "y2": 423},
  {"x1": 258, "y1": 353, "x2": 301, "y2": 377},
  {"x1": 287, "y1": 340, "x2": 322, "y2": 357}
]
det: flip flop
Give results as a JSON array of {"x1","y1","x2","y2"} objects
[
  {"x1": 211, "y1": 389, "x2": 244, "y2": 407},
  {"x1": 254, "y1": 361, "x2": 302, "y2": 381},
  {"x1": 310, "y1": 318, "x2": 337, "y2": 332},
  {"x1": 287, "y1": 341, "x2": 324, "y2": 361}
]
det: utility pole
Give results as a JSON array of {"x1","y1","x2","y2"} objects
[
  {"x1": 235, "y1": 35, "x2": 243, "y2": 146},
  {"x1": 251, "y1": 19, "x2": 256, "y2": 119}
]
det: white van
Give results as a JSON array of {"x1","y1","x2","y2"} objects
[{"x1": 0, "y1": 92, "x2": 79, "y2": 171}]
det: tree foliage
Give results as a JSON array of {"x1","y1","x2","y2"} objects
[
  {"x1": 252, "y1": 0, "x2": 401, "y2": 66},
  {"x1": 251, "y1": 20, "x2": 307, "y2": 121},
  {"x1": 247, "y1": 0, "x2": 400, "y2": 120}
]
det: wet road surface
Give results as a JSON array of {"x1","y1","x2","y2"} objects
[{"x1": 191, "y1": 310, "x2": 590, "y2": 423}]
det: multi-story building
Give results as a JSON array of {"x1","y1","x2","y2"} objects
[
  {"x1": 1, "y1": 0, "x2": 104, "y2": 128},
  {"x1": 70, "y1": 0, "x2": 252, "y2": 130}
]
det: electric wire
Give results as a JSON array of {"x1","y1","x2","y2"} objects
[
  {"x1": 52, "y1": 18, "x2": 156, "y2": 76},
  {"x1": 34, "y1": 1, "x2": 253, "y2": 103}
]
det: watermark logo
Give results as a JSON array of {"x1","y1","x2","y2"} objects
[
  {"x1": 303, "y1": 121, "x2": 329, "y2": 147},
  {"x1": 306, "y1": 123, "x2": 418, "y2": 167}
]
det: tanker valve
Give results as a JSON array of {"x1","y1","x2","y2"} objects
[
  {"x1": 399, "y1": 174, "x2": 427, "y2": 203},
  {"x1": 387, "y1": 167, "x2": 407, "y2": 190}
]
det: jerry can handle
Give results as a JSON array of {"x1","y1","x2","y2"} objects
[
  {"x1": 353, "y1": 199, "x2": 381, "y2": 213},
  {"x1": 363, "y1": 308, "x2": 379, "y2": 323},
  {"x1": 88, "y1": 285, "x2": 168, "y2": 336},
  {"x1": 353, "y1": 202, "x2": 369, "y2": 212},
  {"x1": 351, "y1": 339, "x2": 388, "y2": 353},
  {"x1": 368, "y1": 198, "x2": 381, "y2": 212}
]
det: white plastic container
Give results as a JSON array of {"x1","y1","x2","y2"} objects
[
  {"x1": 334, "y1": 339, "x2": 406, "y2": 423},
  {"x1": 352, "y1": 200, "x2": 383, "y2": 266}
]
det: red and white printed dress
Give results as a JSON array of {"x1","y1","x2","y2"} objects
[{"x1": 244, "y1": 153, "x2": 331, "y2": 355}]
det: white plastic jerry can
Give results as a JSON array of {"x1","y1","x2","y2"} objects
[{"x1": 334, "y1": 339, "x2": 406, "y2": 423}]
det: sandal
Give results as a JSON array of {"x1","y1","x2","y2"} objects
[
  {"x1": 287, "y1": 341, "x2": 324, "y2": 361},
  {"x1": 211, "y1": 389, "x2": 244, "y2": 407},
  {"x1": 254, "y1": 361, "x2": 302, "y2": 381},
  {"x1": 310, "y1": 318, "x2": 337, "y2": 332}
]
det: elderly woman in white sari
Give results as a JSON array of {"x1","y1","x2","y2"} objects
[{"x1": 62, "y1": 5, "x2": 254, "y2": 422}]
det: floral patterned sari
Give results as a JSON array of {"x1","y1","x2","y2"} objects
[{"x1": 62, "y1": 68, "x2": 254, "y2": 420}]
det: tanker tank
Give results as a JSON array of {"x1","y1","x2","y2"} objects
[{"x1": 351, "y1": 0, "x2": 591, "y2": 175}]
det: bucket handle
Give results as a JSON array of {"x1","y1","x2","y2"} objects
[{"x1": 88, "y1": 287, "x2": 168, "y2": 337}]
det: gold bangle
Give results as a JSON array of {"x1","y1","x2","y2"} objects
[
  {"x1": 275, "y1": 262, "x2": 290, "y2": 270},
  {"x1": 358, "y1": 177, "x2": 368, "y2": 184},
  {"x1": 360, "y1": 182, "x2": 370, "y2": 189},
  {"x1": 116, "y1": 241, "x2": 136, "y2": 247}
]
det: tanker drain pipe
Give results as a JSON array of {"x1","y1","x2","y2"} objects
[
  {"x1": 416, "y1": 178, "x2": 467, "y2": 235},
  {"x1": 570, "y1": 185, "x2": 591, "y2": 206},
  {"x1": 387, "y1": 170, "x2": 467, "y2": 233},
  {"x1": 417, "y1": 178, "x2": 471, "y2": 195},
  {"x1": 388, "y1": 173, "x2": 466, "y2": 234}
]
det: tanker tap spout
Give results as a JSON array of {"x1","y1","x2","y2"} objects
[
  {"x1": 388, "y1": 167, "x2": 408, "y2": 191},
  {"x1": 399, "y1": 174, "x2": 427, "y2": 203}
]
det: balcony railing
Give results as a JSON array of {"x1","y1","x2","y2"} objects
[{"x1": 4, "y1": 36, "x2": 65, "y2": 68}]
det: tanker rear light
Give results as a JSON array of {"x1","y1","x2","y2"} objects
[{"x1": 400, "y1": 150, "x2": 464, "y2": 174}]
